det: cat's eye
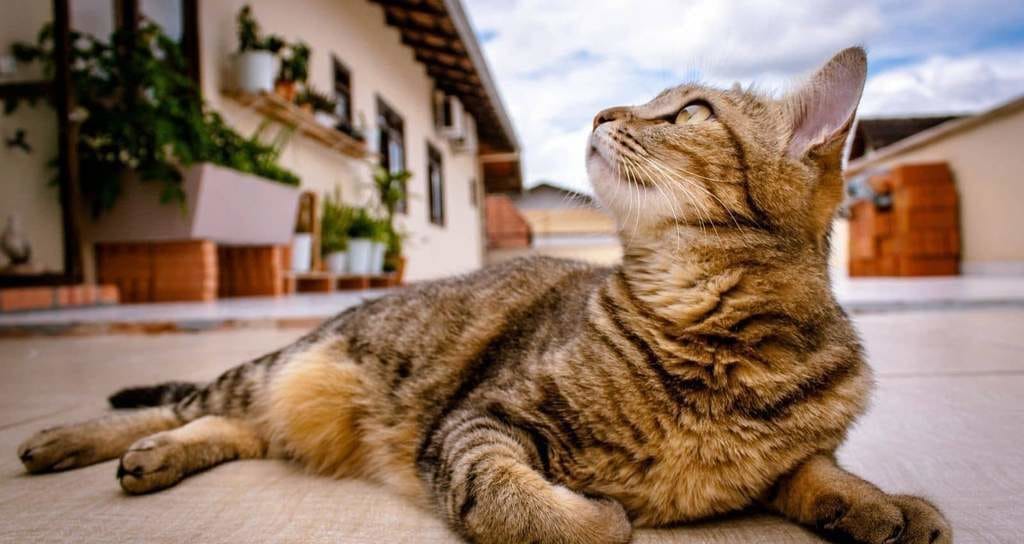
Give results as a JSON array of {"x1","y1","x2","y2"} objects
[{"x1": 674, "y1": 102, "x2": 714, "y2": 125}]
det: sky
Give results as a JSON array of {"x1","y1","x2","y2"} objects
[{"x1": 462, "y1": 0, "x2": 1024, "y2": 194}]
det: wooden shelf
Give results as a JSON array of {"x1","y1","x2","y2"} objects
[
  {"x1": 286, "y1": 271, "x2": 400, "y2": 292},
  {"x1": 223, "y1": 90, "x2": 373, "y2": 160}
]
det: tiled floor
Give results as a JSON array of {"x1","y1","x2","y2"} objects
[
  {"x1": 2, "y1": 276, "x2": 1024, "y2": 333},
  {"x1": 0, "y1": 308, "x2": 1021, "y2": 542}
]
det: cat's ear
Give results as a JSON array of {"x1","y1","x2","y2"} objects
[{"x1": 784, "y1": 47, "x2": 867, "y2": 158}]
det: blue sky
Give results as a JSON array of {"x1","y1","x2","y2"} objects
[{"x1": 463, "y1": 0, "x2": 1024, "y2": 194}]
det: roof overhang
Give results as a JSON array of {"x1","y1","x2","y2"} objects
[
  {"x1": 369, "y1": 0, "x2": 519, "y2": 155},
  {"x1": 846, "y1": 94, "x2": 1024, "y2": 177}
]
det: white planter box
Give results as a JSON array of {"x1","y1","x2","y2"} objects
[
  {"x1": 234, "y1": 51, "x2": 278, "y2": 94},
  {"x1": 347, "y1": 238, "x2": 374, "y2": 275},
  {"x1": 85, "y1": 163, "x2": 301, "y2": 245},
  {"x1": 291, "y1": 233, "x2": 313, "y2": 272},
  {"x1": 325, "y1": 251, "x2": 348, "y2": 274}
]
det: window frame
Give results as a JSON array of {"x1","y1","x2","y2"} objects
[
  {"x1": 376, "y1": 96, "x2": 407, "y2": 214},
  {"x1": 331, "y1": 55, "x2": 352, "y2": 129},
  {"x1": 427, "y1": 143, "x2": 445, "y2": 227}
]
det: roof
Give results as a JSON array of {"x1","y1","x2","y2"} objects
[
  {"x1": 515, "y1": 182, "x2": 595, "y2": 210},
  {"x1": 849, "y1": 115, "x2": 963, "y2": 162},
  {"x1": 847, "y1": 94, "x2": 1024, "y2": 176},
  {"x1": 369, "y1": 0, "x2": 518, "y2": 155}
]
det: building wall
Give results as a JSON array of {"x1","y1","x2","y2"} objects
[
  {"x1": 0, "y1": 1, "x2": 63, "y2": 271},
  {"x1": 847, "y1": 107, "x2": 1024, "y2": 274},
  {"x1": 0, "y1": 0, "x2": 485, "y2": 281},
  {"x1": 199, "y1": 0, "x2": 484, "y2": 281}
]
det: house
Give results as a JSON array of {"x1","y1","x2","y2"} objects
[
  {"x1": 848, "y1": 115, "x2": 963, "y2": 162},
  {"x1": 487, "y1": 182, "x2": 621, "y2": 265},
  {"x1": 840, "y1": 95, "x2": 1024, "y2": 276},
  {"x1": 0, "y1": 0, "x2": 521, "y2": 292}
]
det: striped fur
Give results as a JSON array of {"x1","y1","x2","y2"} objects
[{"x1": 17, "y1": 48, "x2": 949, "y2": 544}]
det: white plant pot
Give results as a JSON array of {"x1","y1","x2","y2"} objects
[
  {"x1": 314, "y1": 111, "x2": 338, "y2": 127},
  {"x1": 370, "y1": 241, "x2": 387, "y2": 275},
  {"x1": 325, "y1": 251, "x2": 348, "y2": 274},
  {"x1": 235, "y1": 51, "x2": 278, "y2": 94},
  {"x1": 291, "y1": 233, "x2": 313, "y2": 273},
  {"x1": 347, "y1": 238, "x2": 374, "y2": 275},
  {"x1": 84, "y1": 163, "x2": 300, "y2": 245}
]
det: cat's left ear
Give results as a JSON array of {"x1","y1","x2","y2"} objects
[{"x1": 784, "y1": 47, "x2": 867, "y2": 158}]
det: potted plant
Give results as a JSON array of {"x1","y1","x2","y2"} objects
[
  {"x1": 234, "y1": 5, "x2": 284, "y2": 94},
  {"x1": 369, "y1": 216, "x2": 390, "y2": 275},
  {"x1": 321, "y1": 188, "x2": 352, "y2": 274},
  {"x1": 373, "y1": 167, "x2": 411, "y2": 274},
  {"x1": 296, "y1": 87, "x2": 339, "y2": 127},
  {"x1": 346, "y1": 208, "x2": 377, "y2": 275},
  {"x1": 275, "y1": 41, "x2": 310, "y2": 102},
  {"x1": 11, "y1": 21, "x2": 302, "y2": 246}
]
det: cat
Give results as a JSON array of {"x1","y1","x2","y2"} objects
[{"x1": 17, "y1": 47, "x2": 950, "y2": 544}]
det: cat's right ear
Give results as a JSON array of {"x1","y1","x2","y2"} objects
[{"x1": 783, "y1": 47, "x2": 868, "y2": 159}]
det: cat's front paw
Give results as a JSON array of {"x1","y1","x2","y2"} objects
[
  {"x1": 889, "y1": 495, "x2": 951, "y2": 544},
  {"x1": 117, "y1": 434, "x2": 187, "y2": 494},
  {"x1": 17, "y1": 426, "x2": 97, "y2": 473},
  {"x1": 813, "y1": 491, "x2": 905, "y2": 544}
]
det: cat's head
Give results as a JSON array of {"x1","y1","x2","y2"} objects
[{"x1": 586, "y1": 47, "x2": 867, "y2": 245}]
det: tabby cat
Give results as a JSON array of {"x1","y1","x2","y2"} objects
[{"x1": 17, "y1": 47, "x2": 950, "y2": 544}]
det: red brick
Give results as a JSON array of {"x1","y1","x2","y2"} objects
[{"x1": 898, "y1": 256, "x2": 959, "y2": 276}]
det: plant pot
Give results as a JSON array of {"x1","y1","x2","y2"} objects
[
  {"x1": 314, "y1": 111, "x2": 338, "y2": 127},
  {"x1": 275, "y1": 80, "x2": 297, "y2": 102},
  {"x1": 84, "y1": 163, "x2": 301, "y2": 245},
  {"x1": 291, "y1": 233, "x2": 313, "y2": 272},
  {"x1": 325, "y1": 251, "x2": 348, "y2": 274},
  {"x1": 347, "y1": 238, "x2": 374, "y2": 275},
  {"x1": 370, "y1": 241, "x2": 387, "y2": 275},
  {"x1": 235, "y1": 51, "x2": 278, "y2": 94}
]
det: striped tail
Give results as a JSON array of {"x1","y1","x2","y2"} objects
[{"x1": 108, "y1": 381, "x2": 200, "y2": 409}]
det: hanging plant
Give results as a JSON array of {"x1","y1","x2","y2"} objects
[{"x1": 10, "y1": 20, "x2": 300, "y2": 217}]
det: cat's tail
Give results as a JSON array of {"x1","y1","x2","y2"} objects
[{"x1": 108, "y1": 381, "x2": 201, "y2": 409}]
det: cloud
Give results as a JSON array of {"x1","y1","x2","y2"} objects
[
  {"x1": 464, "y1": 0, "x2": 1024, "y2": 194},
  {"x1": 860, "y1": 49, "x2": 1024, "y2": 116}
]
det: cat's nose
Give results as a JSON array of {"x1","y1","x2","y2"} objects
[{"x1": 593, "y1": 107, "x2": 631, "y2": 130}]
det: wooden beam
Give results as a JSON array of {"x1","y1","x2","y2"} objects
[
  {"x1": 52, "y1": 0, "x2": 83, "y2": 284},
  {"x1": 384, "y1": 11, "x2": 456, "y2": 37}
]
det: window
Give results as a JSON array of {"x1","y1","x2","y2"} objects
[
  {"x1": 141, "y1": 0, "x2": 200, "y2": 83},
  {"x1": 377, "y1": 97, "x2": 407, "y2": 213},
  {"x1": 332, "y1": 56, "x2": 352, "y2": 129},
  {"x1": 427, "y1": 144, "x2": 445, "y2": 226}
]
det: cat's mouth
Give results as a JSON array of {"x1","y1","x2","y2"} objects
[{"x1": 589, "y1": 130, "x2": 652, "y2": 186}]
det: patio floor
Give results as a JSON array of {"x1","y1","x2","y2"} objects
[
  {"x1": 2, "y1": 276, "x2": 1024, "y2": 336},
  {"x1": 1, "y1": 307, "x2": 1021, "y2": 543}
]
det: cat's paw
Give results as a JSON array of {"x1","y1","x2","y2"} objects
[
  {"x1": 17, "y1": 425, "x2": 98, "y2": 473},
  {"x1": 813, "y1": 491, "x2": 905, "y2": 544},
  {"x1": 889, "y1": 495, "x2": 951, "y2": 544},
  {"x1": 552, "y1": 486, "x2": 633, "y2": 544},
  {"x1": 117, "y1": 434, "x2": 187, "y2": 494}
]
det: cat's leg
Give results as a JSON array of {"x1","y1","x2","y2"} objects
[
  {"x1": 118, "y1": 415, "x2": 266, "y2": 494},
  {"x1": 422, "y1": 412, "x2": 632, "y2": 544},
  {"x1": 766, "y1": 454, "x2": 951, "y2": 544},
  {"x1": 17, "y1": 406, "x2": 182, "y2": 473}
]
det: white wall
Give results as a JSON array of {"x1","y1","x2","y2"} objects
[
  {"x1": 199, "y1": 0, "x2": 484, "y2": 281},
  {"x1": 0, "y1": 1, "x2": 62, "y2": 271}
]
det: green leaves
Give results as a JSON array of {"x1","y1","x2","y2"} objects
[{"x1": 11, "y1": 17, "x2": 301, "y2": 217}]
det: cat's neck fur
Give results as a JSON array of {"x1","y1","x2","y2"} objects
[{"x1": 614, "y1": 224, "x2": 835, "y2": 336}]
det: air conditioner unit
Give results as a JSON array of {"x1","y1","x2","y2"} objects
[
  {"x1": 440, "y1": 94, "x2": 466, "y2": 141},
  {"x1": 451, "y1": 113, "x2": 477, "y2": 154}
]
